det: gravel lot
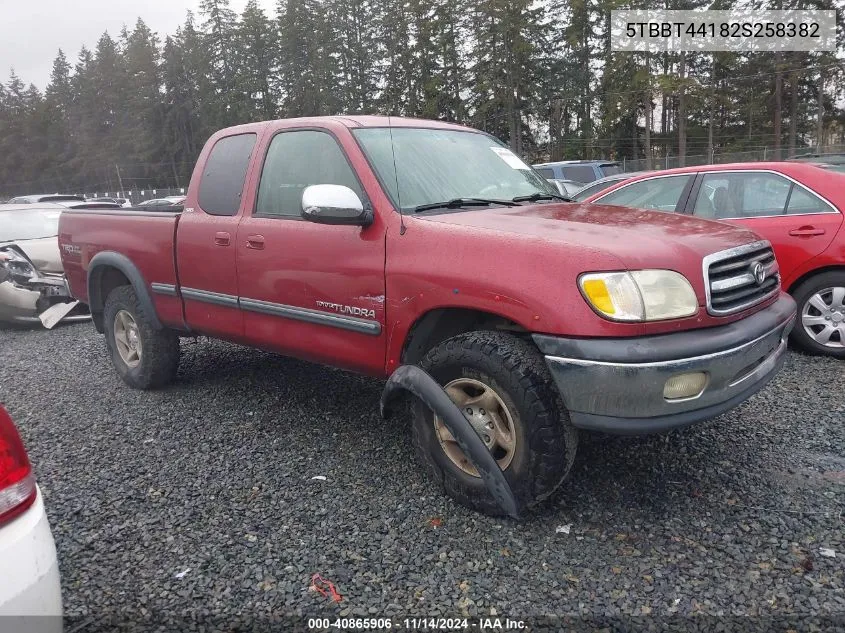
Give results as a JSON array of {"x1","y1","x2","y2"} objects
[{"x1": 1, "y1": 322, "x2": 843, "y2": 631}]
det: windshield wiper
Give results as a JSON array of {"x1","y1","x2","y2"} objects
[
  {"x1": 512, "y1": 192, "x2": 572, "y2": 203},
  {"x1": 412, "y1": 197, "x2": 518, "y2": 213}
]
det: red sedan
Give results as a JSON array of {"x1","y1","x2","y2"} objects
[{"x1": 583, "y1": 162, "x2": 845, "y2": 358}]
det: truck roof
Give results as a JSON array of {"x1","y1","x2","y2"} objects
[{"x1": 214, "y1": 115, "x2": 478, "y2": 136}]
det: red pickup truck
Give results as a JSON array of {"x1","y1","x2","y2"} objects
[{"x1": 59, "y1": 116, "x2": 796, "y2": 516}]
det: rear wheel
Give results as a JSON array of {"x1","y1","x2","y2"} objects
[
  {"x1": 790, "y1": 272, "x2": 845, "y2": 359},
  {"x1": 103, "y1": 285, "x2": 180, "y2": 389},
  {"x1": 412, "y1": 331, "x2": 578, "y2": 516}
]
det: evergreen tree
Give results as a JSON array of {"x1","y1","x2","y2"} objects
[
  {"x1": 2, "y1": 0, "x2": 844, "y2": 199},
  {"x1": 235, "y1": 0, "x2": 278, "y2": 121}
]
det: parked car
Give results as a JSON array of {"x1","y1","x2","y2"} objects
[
  {"x1": 547, "y1": 179, "x2": 583, "y2": 197},
  {"x1": 571, "y1": 171, "x2": 653, "y2": 202},
  {"x1": 87, "y1": 197, "x2": 131, "y2": 208},
  {"x1": 0, "y1": 405, "x2": 62, "y2": 628},
  {"x1": 135, "y1": 197, "x2": 185, "y2": 209},
  {"x1": 582, "y1": 162, "x2": 845, "y2": 357},
  {"x1": 8, "y1": 194, "x2": 85, "y2": 205},
  {"x1": 0, "y1": 204, "x2": 90, "y2": 327},
  {"x1": 6, "y1": 196, "x2": 121, "y2": 211},
  {"x1": 788, "y1": 152, "x2": 845, "y2": 166},
  {"x1": 59, "y1": 116, "x2": 794, "y2": 516},
  {"x1": 532, "y1": 160, "x2": 623, "y2": 184}
]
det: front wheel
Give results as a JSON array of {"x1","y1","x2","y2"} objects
[
  {"x1": 412, "y1": 331, "x2": 578, "y2": 516},
  {"x1": 790, "y1": 272, "x2": 845, "y2": 359},
  {"x1": 103, "y1": 285, "x2": 180, "y2": 389}
]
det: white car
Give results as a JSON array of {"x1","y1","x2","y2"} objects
[{"x1": 0, "y1": 405, "x2": 62, "y2": 630}]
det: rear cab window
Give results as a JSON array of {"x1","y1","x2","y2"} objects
[{"x1": 198, "y1": 133, "x2": 257, "y2": 216}]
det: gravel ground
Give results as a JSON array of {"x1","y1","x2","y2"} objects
[{"x1": 1, "y1": 322, "x2": 843, "y2": 631}]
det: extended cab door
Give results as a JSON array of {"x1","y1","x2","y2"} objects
[
  {"x1": 235, "y1": 126, "x2": 387, "y2": 375},
  {"x1": 176, "y1": 132, "x2": 259, "y2": 339},
  {"x1": 685, "y1": 170, "x2": 843, "y2": 284}
]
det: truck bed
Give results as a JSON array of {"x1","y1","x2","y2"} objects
[{"x1": 58, "y1": 209, "x2": 183, "y2": 327}]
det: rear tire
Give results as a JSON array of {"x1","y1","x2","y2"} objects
[
  {"x1": 790, "y1": 272, "x2": 845, "y2": 359},
  {"x1": 103, "y1": 285, "x2": 180, "y2": 389},
  {"x1": 412, "y1": 331, "x2": 578, "y2": 516}
]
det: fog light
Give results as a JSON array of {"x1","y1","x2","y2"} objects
[{"x1": 663, "y1": 372, "x2": 708, "y2": 401}]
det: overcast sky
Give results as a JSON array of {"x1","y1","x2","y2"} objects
[{"x1": 3, "y1": 0, "x2": 276, "y2": 90}]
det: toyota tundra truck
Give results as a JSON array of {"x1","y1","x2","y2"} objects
[{"x1": 59, "y1": 116, "x2": 796, "y2": 516}]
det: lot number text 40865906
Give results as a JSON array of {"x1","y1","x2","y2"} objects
[{"x1": 307, "y1": 617, "x2": 527, "y2": 630}]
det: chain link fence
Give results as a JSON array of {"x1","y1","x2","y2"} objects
[
  {"x1": 620, "y1": 145, "x2": 845, "y2": 172},
  {"x1": 4, "y1": 145, "x2": 844, "y2": 203}
]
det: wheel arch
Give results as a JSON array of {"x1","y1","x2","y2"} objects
[
  {"x1": 400, "y1": 307, "x2": 530, "y2": 366},
  {"x1": 87, "y1": 252, "x2": 163, "y2": 333},
  {"x1": 787, "y1": 264, "x2": 845, "y2": 294}
]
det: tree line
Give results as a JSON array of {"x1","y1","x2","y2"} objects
[{"x1": 1, "y1": 0, "x2": 843, "y2": 196}]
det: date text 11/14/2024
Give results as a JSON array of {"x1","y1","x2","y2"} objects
[{"x1": 307, "y1": 617, "x2": 527, "y2": 630}]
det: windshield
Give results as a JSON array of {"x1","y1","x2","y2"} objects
[
  {"x1": 353, "y1": 127, "x2": 557, "y2": 212},
  {"x1": 0, "y1": 208, "x2": 61, "y2": 242}
]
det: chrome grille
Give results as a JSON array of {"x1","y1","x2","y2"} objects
[{"x1": 703, "y1": 241, "x2": 780, "y2": 316}]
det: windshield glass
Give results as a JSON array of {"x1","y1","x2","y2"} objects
[
  {"x1": 353, "y1": 127, "x2": 557, "y2": 212},
  {"x1": 0, "y1": 208, "x2": 61, "y2": 241}
]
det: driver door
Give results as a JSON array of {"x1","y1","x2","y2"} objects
[{"x1": 235, "y1": 127, "x2": 387, "y2": 375}]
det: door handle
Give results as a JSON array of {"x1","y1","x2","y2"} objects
[
  {"x1": 789, "y1": 226, "x2": 826, "y2": 237},
  {"x1": 246, "y1": 234, "x2": 265, "y2": 250},
  {"x1": 214, "y1": 232, "x2": 231, "y2": 246}
]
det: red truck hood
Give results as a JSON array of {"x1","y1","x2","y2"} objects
[{"x1": 420, "y1": 202, "x2": 761, "y2": 269}]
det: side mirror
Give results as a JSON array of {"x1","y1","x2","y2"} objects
[{"x1": 301, "y1": 184, "x2": 373, "y2": 226}]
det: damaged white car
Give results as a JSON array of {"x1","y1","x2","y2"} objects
[{"x1": 0, "y1": 204, "x2": 90, "y2": 328}]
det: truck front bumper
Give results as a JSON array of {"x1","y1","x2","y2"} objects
[{"x1": 533, "y1": 294, "x2": 796, "y2": 435}]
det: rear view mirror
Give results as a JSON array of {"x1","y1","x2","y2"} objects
[{"x1": 301, "y1": 184, "x2": 373, "y2": 226}]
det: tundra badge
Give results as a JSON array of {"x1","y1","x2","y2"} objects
[{"x1": 316, "y1": 301, "x2": 376, "y2": 319}]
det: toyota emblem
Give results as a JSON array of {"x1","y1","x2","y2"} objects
[{"x1": 752, "y1": 262, "x2": 767, "y2": 285}]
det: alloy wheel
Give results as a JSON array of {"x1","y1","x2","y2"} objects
[
  {"x1": 801, "y1": 287, "x2": 845, "y2": 349},
  {"x1": 433, "y1": 377, "x2": 517, "y2": 477},
  {"x1": 113, "y1": 309, "x2": 143, "y2": 367}
]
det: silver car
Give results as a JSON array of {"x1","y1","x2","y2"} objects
[{"x1": 0, "y1": 204, "x2": 90, "y2": 327}]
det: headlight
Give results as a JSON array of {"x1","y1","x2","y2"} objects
[
  {"x1": 0, "y1": 248, "x2": 39, "y2": 285},
  {"x1": 579, "y1": 270, "x2": 698, "y2": 322}
]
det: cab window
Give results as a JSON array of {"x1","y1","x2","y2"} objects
[
  {"x1": 597, "y1": 175, "x2": 692, "y2": 211},
  {"x1": 198, "y1": 133, "x2": 257, "y2": 216},
  {"x1": 256, "y1": 130, "x2": 362, "y2": 218}
]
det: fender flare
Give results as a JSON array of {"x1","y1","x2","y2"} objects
[
  {"x1": 381, "y1": 365, "x2": 520, "y2": 518},
  {"x1": 87, "y1": 251, "x2": 163, "y2": 332}
]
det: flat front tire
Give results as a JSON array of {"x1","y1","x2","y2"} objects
[
  {"x1": 103, "y1": 285, "x2": 180, "y2": 389},
  {"x1": 412, "y1": 331, "x2": 578, "y2": 516}
]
